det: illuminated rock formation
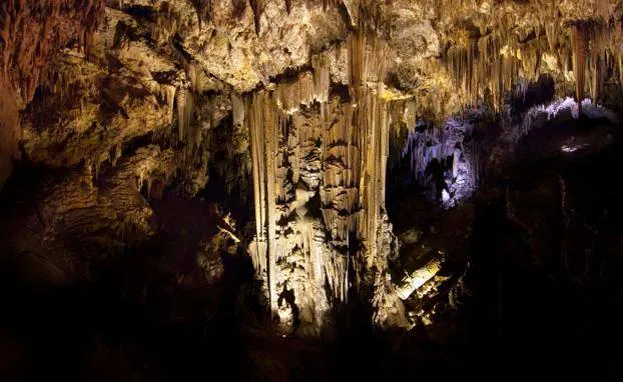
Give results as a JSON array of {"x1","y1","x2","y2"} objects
[
  {"x1": 397, "y1": 118, "x2": 479, "y2": 207},
  {"x1": 240, "y1": 28, "x2": 412, "y2": 334},
  {"x1": 2, "y1": 0, "x2": 623, "y2": 338},
  {"x1": 396, "y1": 256, "x2": 444, "y2": 301}
]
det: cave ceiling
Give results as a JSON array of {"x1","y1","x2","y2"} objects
[{"x1": 0, "y1": 1, "x2": 615, "y2": 191}]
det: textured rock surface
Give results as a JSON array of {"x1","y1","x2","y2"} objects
[
  {"x1": 0, "y1": 0, "x2": 104, "y2": 188},
  {"x1": 0, "y1": 145, "x2": 175, "y2": 277},
  {"x1": 1, "y1": 0, "x2": 622, "y2": 337}
]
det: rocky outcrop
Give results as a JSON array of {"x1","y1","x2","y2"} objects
[
  {"x1": 19, "y1": 5, "x2": 235, "y2": 195},
  {"x1": 0, "y1": 145, "x2": 177, "y2": 283}
]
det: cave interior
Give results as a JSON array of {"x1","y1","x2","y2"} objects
[{"x1": 1, "y1": 0, "x2": 623, "y2": 381}]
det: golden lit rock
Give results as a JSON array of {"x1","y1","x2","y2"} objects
[{"x1": 2, "y1": 0, "x2": 623, "y2": 344}]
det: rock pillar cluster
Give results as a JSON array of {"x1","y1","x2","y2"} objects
[{"x1": 240, "y1": 31, "x2": 407, "y2": 336}]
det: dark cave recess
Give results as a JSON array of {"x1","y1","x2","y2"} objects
[{"x1": 0, "y1": 113, "x2": 621, "y2": 381}]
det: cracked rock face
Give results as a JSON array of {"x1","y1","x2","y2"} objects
[{"x1": 1, "y1": 0, "x2": 622, "y2": 336}]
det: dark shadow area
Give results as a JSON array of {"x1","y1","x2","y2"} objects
[
  {"x1": 1, "y1": 111, "x2": 622, "y2": 381},
  {"x1": 383, "y1": 114, "x2": 623, "y2": 381},
  {"x1": 0, "y1": 162, "x2": 257, "y2": 381}
]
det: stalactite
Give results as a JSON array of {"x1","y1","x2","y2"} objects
[
  {"x1": 399, "y1": 118, "x2": 477, "y2": 206},
  {"x1": 176, "y1": 88, "x2": 194, "y2": 142},
  {"x1": 250, "y1": 0, "x2": 263, "y2": 34},
  {"x1": 247, "y1": 91, "x2": 269, "y2": 290},
  {"x1": 439, "y1": 0, "x2": 623, "y2": 114},
  {"x1": 244, "y1": 21, "x2": 406, "y2": 334},
  {"x1": 231, "y1": 93, "x2": 245, "y2": 127},
  {"x1": 0, "y1": 0, "x2": 104, "y2": 104},
  {"x1": 404, "y1": 99, "x2": 417, "y2": 132},
  {"x1": 571, "y1": 24, "x2": 587, "y2": 115},
  {"x1": 272, "y1": 53, "x2": 331, "y2": 115},
  {"x1": 0, "y1": 0, "x2": 103, "y2": 189},
  {"x1": 245, "y1": 89, "x2": 288, "y2": 321},
  {"x1": 312, "y1": 52, "x2": 331, "y2": 104},
  {"x1": 162, "y1": 85, "x2": 177, "y2": 124},
  {"x1": 238, "y1": 0, "x2": 623, "y2": 335},
  {"x1": 446, "y1": 32, "x2": 528, "y2": 111},
  {"x1": 187, "y1": 61, "x2": 202, "y2": 94}
]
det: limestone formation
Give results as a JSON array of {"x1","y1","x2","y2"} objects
[
  {"x1": 0, "y1": 0, "x2": 104, "y2": 188},
  {"x1": 1, "y1": 0, "x2": 622, "y2": 338},
  {"x1": 0, "y1": 145, "x2": 175, "y2": 277}
]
